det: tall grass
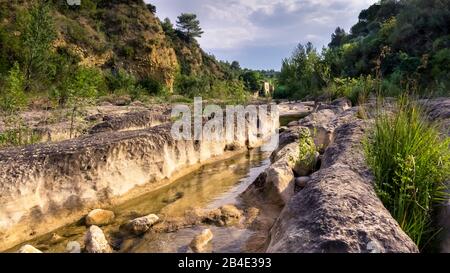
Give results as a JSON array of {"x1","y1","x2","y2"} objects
[{"x1": 365, "y1": 96, "x2": 450, "y2": 249}]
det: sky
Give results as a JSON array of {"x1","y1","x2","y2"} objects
[{"x1": 147, "y1": 0, "x2": 378, "y2": 71}]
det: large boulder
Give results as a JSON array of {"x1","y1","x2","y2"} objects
[
  {"x1": 84, "y1": 225, "x2": 112, "y2": 253},
  {"x1": 299, "y1": 109, "x2": 336, "y2": 150},
  {"x1": 266, "y1": 120, "x2": 419, "y2": 253},
  {"x1": 124, "y1": 214, "x2": 159, "y2": 235},
  {"x1": 85, "y1": 209, "x2": 115, "y2": 226},
  {"x1": 264, "y1": 161, "x2": 296, "y2": 205}
]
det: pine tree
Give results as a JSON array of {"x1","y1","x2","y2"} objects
[{"x1": 176, "y1": 13, "x2": 204, "y2": 41}]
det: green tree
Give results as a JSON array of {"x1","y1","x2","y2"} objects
[
  {"x1": 176, "y1": 13, "x2": 204, "y2": 41},
  {"x1": 22, "y1": 2, "x2": 57, "y2": 90},
  {"x1": 241, "y1": 71, "x2": 262, "y2": 91},
  {"x1": 64, "y1": 66, "x2": 104, "y2": 138},
  {"x1": 329, "y1": 27, "x2": 347, "y2": 48},
  {"x1": 231, "y1": 61, "x2": 241, "y2": 70},
  {"x1": 0, "y1": 62, "x2": 27, "y2": 114},
  {"x1": 161, "y1": 17, "x2": 175, "y2": 37}
]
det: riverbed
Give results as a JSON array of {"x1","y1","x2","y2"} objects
[{"x1": 8, "y1": 146, "x2": 271, "y2": 253}]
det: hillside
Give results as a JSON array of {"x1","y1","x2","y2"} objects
[
  {"x1": 0, "y1": 0, "x2": 245, "y2": 106},
  {"x1": 275, "y1": 0, "x2": 450, "y2": 101}
]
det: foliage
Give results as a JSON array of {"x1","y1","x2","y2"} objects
[
  {"x1": 297, "y1": 127, "x2": 316, "y2": 167},
  {"x1": 139, "y1": 77, "x2": 166, "y2": 96},
  {"x1": 22, "y1": 1, "x2": 57, "y2": 90},
  {"x1": 240, "y1": 71, "x2": 262, "y2": 91},
  {"x1": 325, "y1": 76, "x2": 376, "y2": 105},
  {"x1": 0, "y1": 63, "x2": 27, "y2": 114},
  {"x1": 105, "y1": 68, "x2": 136, "y2": 94},
  {"x1": 176, "y1": 13, "x2": 204, "y2": 41},
  {"x1": 365, "y1": 96, "x2": 450, "y2": 249},
  {"x1": 0, "y1": 123, "x2": 42, "y2": 148},
  {"x1": 276, "y1": 42, "x2": 330, "y2": 100},
  {"x1": 52, "y1": 66, "x2": 103, "y2": 105},
  {"x1": 276, "y1": 0, "x2": 450, "y2": 100},
  {"x1": 174, "y1": 74, "x2": 248, "y2": 103}
]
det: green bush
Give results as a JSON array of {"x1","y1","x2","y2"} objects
[
  {"x1": 106, "y1": 68, "x2": 136, "y2": 94},
  {"x1": 365, "y1": 96, "x2": 450, "y2": 249},
  {"x1": 0, "y1": 126, "x2": 41, "y2": 148},
  {"x1": 0, "y1": 62, "x2": 27, "y2": 114},
  {"x1": 325, "y1": 76, "x2": 375, "y2": 105},
  {"x1": 139, "y1": 77, "x2": 165, "y2": 96},
  {"x1": 51, "y1": 66, "x2": 104, "y2": 106}
]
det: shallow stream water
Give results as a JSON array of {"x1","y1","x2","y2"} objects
[{"x1": 9, "y1": 147, "x2": 271, "y2": 253}]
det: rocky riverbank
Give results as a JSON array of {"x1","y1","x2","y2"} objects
[
  {"x1": 2, "y1": 99, "x2": 448, "y2": 253},
  {"x1": 0, "y1": 104, "x2": 279, "y2": 252},
  {"x1": 241, "y1": 98, "x2": 450, "y2": 253}
]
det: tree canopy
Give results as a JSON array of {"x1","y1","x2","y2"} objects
[{"x1": 176, "y1": 13, "x2": 204, "y2": 41}]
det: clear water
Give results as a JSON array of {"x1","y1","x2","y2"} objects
[{"x1": 9, "y1": 147, "x2": 271, "y2": 253}]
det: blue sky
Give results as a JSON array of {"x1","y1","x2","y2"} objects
[{"x1": 147, "y1": 0, "x2": 378, "y2": 70}]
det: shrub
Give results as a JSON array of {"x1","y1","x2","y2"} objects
[
  {"x1": 0, "y1": 126, "x2": 42, "y2": 148},
  {"x1": 325, "y1": 76, "x2": 375, "y2": 105},
  {"x1": 106, "y1": 68, "x2": 136, "y2": 94},
  {"x1": 0, "y1": 62, "x2": 27, "y2": 114},
  {"x1": 298, "y1": 128, "x2": 316, "y2": 164},
  {"x1": 365, "y1": 96, "x2": 450, "y2": 249},
  {"x1": 51, "y1": 66, "x2": 104, "y2": 106},
  {"x1": 139, "y1": 77, "x2": 165, "y2": 96}
]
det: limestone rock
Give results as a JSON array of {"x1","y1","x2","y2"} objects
[
  {"x1": 17, "y1": 244, "x2": 42, "y2": 253},
  {"x1": 189, "y1": 229, "x2": 213, "y2": 253},
  {"x1": 266, "y1": 120, "x2": 418, "y2": 253},
  {"x1": 299, "y1": 109, "x2": 336, "y2": 150},
  {"x1": 85, "y1": 209, "x2": 115, "y2": 226},
  {"x1": 66, "y1": 241, "x2": 81, "y2": 253},
  {"x1": 84, "y1": 225, "x2": 112, "y2": 253},
  {"x1": 125, "y1": 214, "x2": 159, "y2": 235},
  {"x1": 265, "y1": 161, "x2": 295, "y2": 205},
  {"x1": 204, "y1": 205, "x2": 243, "y2": 226},
  {"x1": 219, "y1": 205, "x2": 243, "y2": 226}
]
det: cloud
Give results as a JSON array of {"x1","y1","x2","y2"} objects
[{"x1": 147, "y1": 0, "x2": 378, "y2": 69}]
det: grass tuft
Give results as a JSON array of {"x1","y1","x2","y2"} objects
[{"x1": 365, "y1": 95, "x2": 450, "y2": 250}]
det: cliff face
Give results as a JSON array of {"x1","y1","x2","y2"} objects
[{"x1": 1, "y1": 0, "x2": 226, "y2": 92}]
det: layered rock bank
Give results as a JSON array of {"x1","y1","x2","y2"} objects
[
  {"x1": 0, "y1": 106, "x2": 279, "y2": 251},
  {"x1": 242, "y1": 99, "x2": 425, "y2": 253}
]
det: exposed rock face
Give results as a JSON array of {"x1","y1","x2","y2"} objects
[
  {"x1": 84, "y1": 225, "x2": 112, "y2": 253},
  {"x1": 85, "y1": 209, "x2": 115, "y2": 226},
  {"x1": 89, "y1": 111, "x2": 170, "y2": 134},
  {"x1": 124, "y1": 214, "x2": 159, "y2": 235},
  {"x1": 266, "y1": 119, "x2": 418, "y2": 253},
  {"x1": 189, "y1": 229, "x2": 213, "y2": 253},
  {"x1": 17, "y1": 244, "x2": 42, "y2": 253},
  {"x1": 0, "y1": 107, "x2": 278, "y2": 251}
]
